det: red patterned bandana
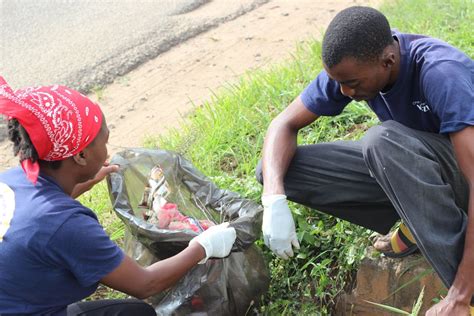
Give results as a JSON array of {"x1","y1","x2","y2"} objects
[{"x1": 0, "y1": 76, "x2": 103, "y2": 184}]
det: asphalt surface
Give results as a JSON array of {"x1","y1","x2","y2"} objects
[
  {"x1": 0, "y1": 0, "x2": 267, "y2": 92},
  {"x1": 0, "y1": 0, "x2": 267, "y2": 141}
]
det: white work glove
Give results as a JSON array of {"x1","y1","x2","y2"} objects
[
  {"x1": 262, "y1": 194, "x2": 300, "y2": 259},
  {"x1": 190, "y1": 222, "x2": 236, "y2": 264}
]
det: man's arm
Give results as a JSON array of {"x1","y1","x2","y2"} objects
[
  {"x1": 427, "y1": 125, "x2": 474, "y2": 315},
  {"x1": 262, "y1": 95, "x2": 319, "y2": 195},
  {"x1": 449, "y1": 126, "x2": 474, "y2": 301},
  {"x1": 260, "y1": 95, "x2": 318, "y2": 259}
]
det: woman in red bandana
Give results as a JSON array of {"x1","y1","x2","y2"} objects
[{"x1": 0, "y1": 77, "x2": 236, "y2": 316}]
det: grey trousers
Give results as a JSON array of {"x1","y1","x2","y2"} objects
[
  {"x1": 256, "y1": 120, "x2": 469, "y2": 291},
  {"x1": 67, "y1": 298, "x2": 156, "y2": 315}
]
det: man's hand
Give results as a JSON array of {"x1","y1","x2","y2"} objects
[
  {"x1": 262, "y1": 194, "x2": 300, "y2": 259},
  {"x1": 425, "y1": 296, "x2": 470, "y2": 316}
]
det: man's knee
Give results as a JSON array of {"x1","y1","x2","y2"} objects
[
  {"x1": 361, "y1": 120, "x2": 401, "y2": 161},
  {"x1": 255, "y1": 159, "x2": 264, "y2": 185}
]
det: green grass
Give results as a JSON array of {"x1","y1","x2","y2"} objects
[{"x1": 82, "y1": 0, "x2": 473, "y2": 312}]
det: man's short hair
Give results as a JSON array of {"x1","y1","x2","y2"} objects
[{"x1": 322, "y1": 6, "x2": 394, "y2": 68}]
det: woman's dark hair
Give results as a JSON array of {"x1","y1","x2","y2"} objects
[
  {"x1": 7, "y1": 118, "x2": 61, "y2": 169},
  {"x1": 322, "y1": 6, "x2": 394, "y2": 68}
]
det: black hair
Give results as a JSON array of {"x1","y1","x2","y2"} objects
[
  {"x1": 7, "y1": 118, "x2": 61, "y2": 169},
  {"x1": 322, "y1": 6, "x2": 394, "y2": 68}
]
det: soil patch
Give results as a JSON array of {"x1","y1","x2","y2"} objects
[{"x1": 0, "y1": 0, "x2": 380, "y2": 171}]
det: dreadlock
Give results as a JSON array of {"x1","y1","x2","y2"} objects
[{"x1": 7, "y1": 118, "x2": 61, "y2": 169}]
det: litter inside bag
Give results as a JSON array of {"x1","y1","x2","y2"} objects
[
  {"x1": 137, "y1": 164, "x2": 216, "y2": 234},
  {"x1": 107, "y1": 148, "x2": 269, "y2": 315}
]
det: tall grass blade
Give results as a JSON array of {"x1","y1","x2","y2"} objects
[{"x1": 364, "y1": 300, "x2": 411, "y2": 315}]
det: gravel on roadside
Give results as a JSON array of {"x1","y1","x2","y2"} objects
[{"x1": 0, "y1": 116, "x2": 7, "y2": 142}]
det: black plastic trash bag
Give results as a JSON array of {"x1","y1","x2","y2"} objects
[{"x1": 107, "y1": 148, "x2": 269, "y2": 315}]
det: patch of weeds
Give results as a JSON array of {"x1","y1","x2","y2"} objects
[
  {"x1": 86, "y1": 284, "x2": 127, "y2": 301},
  {"x1": 92, "y1": 85, "x2": 105, "y2": 101},
  {"x1": 115, "y1": 75, "x2": 131, "y2": 87}
]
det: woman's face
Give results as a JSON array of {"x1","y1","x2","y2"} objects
[{"x1": 85, "y1": 116, "x2": 109, "y2": 179}]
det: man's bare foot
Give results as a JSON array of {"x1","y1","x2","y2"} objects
[
  {"x1": 372, "y1": 232, "x2": 393, "y2": 253},
  {"x1": 371, "y1": 223, "x2": 418, "y2": 258}
]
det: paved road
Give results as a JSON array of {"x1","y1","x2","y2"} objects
[
  {"x1": 0, "y1": 0, "x2": 267, "y2": 141},
  {"x1": 0, "y1": 0, "x2": 266, "y2": 92}
]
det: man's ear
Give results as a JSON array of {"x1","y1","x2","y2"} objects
[
  {"x1": 72, "y1": 151, "x2": 87, "y2": 166},
  {"x1": 382, "y1": 53, "x2": 396, "y2": 68},
  {"x1": 381, "y1": 45, "x2": 396, "y2": 68}
]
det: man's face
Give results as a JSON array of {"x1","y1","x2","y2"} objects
[{"x1": 324, "y1": 56, "x2": 392, "y2": 101}]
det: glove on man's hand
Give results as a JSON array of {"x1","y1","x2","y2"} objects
[
  {"x1": 190, "y1": 222, "x2": 236, "y2": 264},
  {"x1": 262, "y1": 194, "x2": 300, "y2": 259}
]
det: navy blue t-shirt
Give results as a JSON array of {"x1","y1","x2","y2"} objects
[
  {"x1": 0, "y1": 167, "x2": 124, "y2": 315},
  {"x1": 301, "y1": 30, "x2": 474, "y2": 134}
]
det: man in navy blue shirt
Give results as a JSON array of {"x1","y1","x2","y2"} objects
[{"x1": 257, "y1": 6, "x2": 473, "y2": 315}]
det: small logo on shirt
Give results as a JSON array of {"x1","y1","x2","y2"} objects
[
  {"x1": 413, "y1": 101, "x2": 431, "y2": 112},
  {"x1": 0, "y1": 182, "x2": 15, "y2": 242}
]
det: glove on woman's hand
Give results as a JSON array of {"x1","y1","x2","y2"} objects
[{"x1": 190, "y1": 222, "x2": 236, "y2": 264}]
